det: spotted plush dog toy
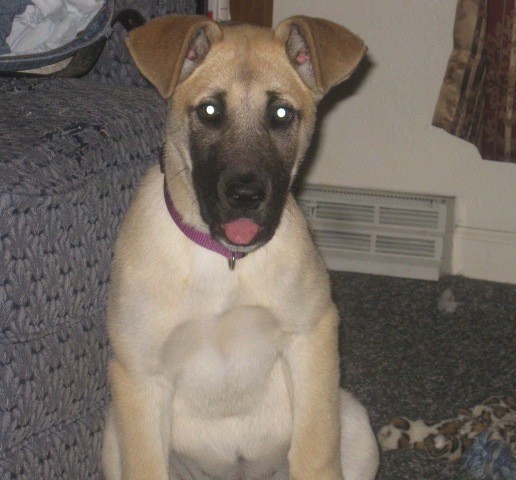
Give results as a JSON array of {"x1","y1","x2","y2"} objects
[{"x1": 377, "y1": 396, "x2": 516, "y2": 462}]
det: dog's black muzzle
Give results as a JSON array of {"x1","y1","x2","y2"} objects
[
  {"x1": 193, "y1": 161, "x2": 290, "y2": 252},
  {"x1": 190, "y1": 124, "x2": 294, "y2": 252},
  {"x1": 221, "y1": 172, "x2": 267, "y2": 212}
]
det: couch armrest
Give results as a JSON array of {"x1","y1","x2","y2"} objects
[{"x1": 0, "y1": 76, "x2": 167, "y2": 479}]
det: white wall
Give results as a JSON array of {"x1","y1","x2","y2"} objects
[{"x1": 274, "y1": 0, "x2": 516, "y2": 284}]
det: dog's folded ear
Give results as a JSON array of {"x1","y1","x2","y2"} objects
[
  {"x1": 125, "y1": 15, "x2": 222, "y2": 99},
  {"x1": 275, "y1": 16, "x2": 366, "y2": 97}
]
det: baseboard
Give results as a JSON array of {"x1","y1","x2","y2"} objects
[{"x1": 452, "y1": 226, "x2": 516, "y2": 284}]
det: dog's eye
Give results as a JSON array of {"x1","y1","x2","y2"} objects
[
  {"x1": 197, "y1": 102, "x2": 222, "y2": 124},
  {"x1": 269, "y1": 105, "x2": 295, "y2": 128}
]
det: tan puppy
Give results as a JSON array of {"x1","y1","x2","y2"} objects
[{"x1": 102, "y1": 14, "x2": 379, "y2": 480}]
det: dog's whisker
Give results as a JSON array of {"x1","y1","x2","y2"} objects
[
  {"x1": 166, "y1": 123, "x2": 184, "y2": 134},
  {"x1": 167, "y1": 166, "x2": 189, "y2": 184}
]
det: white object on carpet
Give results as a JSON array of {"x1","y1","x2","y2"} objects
[{"x1": 438, "y1": 288, "x2": 459, "y2": 314}]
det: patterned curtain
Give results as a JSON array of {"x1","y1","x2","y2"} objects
[{"x1": 433, "y1": 0, "x2": 516, "y2": 163}]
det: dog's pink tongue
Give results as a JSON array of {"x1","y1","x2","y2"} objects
[{"x1": 223, "y1": 219, "x2": 261, "y2": 245}]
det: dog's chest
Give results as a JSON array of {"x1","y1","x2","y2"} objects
[
  {"x1": 163, "y1": 306, "x2": 292, "y2": 476},
  {"x1": 162, "y1": 305, "x2": 285, "y2": 410}
]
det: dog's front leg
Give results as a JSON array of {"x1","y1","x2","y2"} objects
[
  {"x1": 285, "y1": 305, "x2": 343, "y2": 480},
  {"x1": 109, "y1": 359, "x2": 171, "y2": 480}
]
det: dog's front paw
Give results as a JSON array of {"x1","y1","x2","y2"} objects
[
  {"x1": 289, "y1": 467, "x2": 344, "y2": 480},
  {"x1": 291, "y1": 475, "x2": 343, "y2": 480}
]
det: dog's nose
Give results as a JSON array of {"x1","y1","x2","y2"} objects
[{"x1": 223, "y1": 174, "x2": 266, "y2": 210}]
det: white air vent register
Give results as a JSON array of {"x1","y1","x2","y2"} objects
[{"x1": 296, "y1": 184, "x2": 454, "y2": 280}]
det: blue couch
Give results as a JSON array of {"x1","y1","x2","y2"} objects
[{"x1": 0, "y1": 1, "x2": 195, "y2": 478}]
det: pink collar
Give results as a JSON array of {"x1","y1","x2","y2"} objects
[{"x1": 163, "y1": 179, "x2": 246, "y2": 270}]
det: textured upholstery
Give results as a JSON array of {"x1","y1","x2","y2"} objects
[
  {"x1": 0, "y1": 1, "x2": 196, "y2": 475},
  {"x1": 87, "y1": 0, "x2": 197, "y2": 87},
  {"x1": 0, "y1": 67, "x2": 167, "y2": 480}
]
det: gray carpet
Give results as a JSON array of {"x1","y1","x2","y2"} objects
[{"x1": 331, "y1": 271, "x2": 516, "y2": 480}]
